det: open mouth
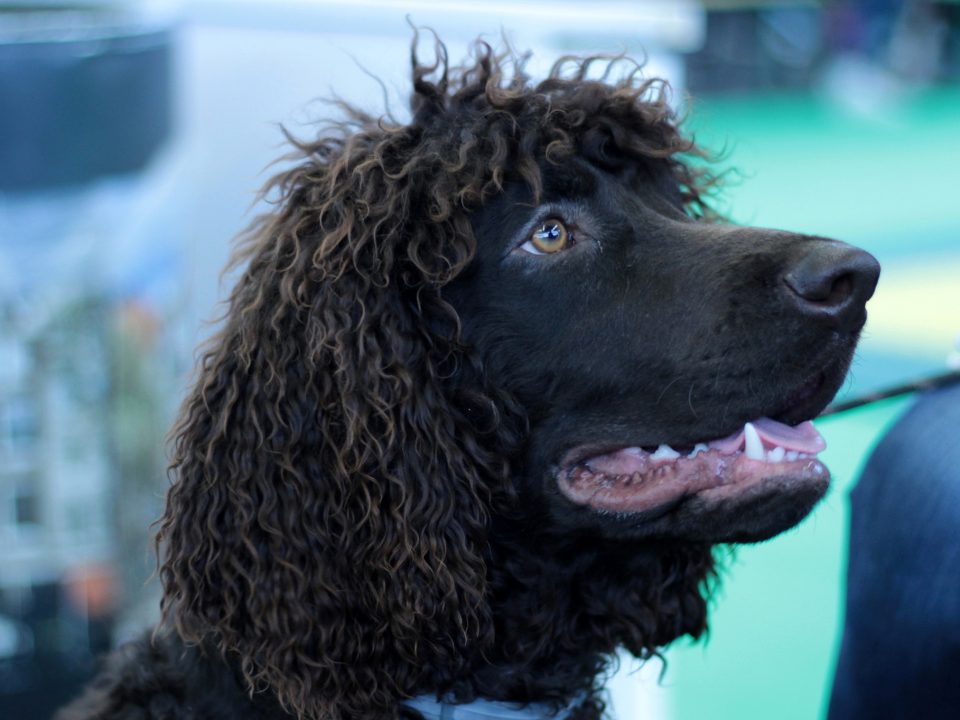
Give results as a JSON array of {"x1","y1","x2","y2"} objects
[{"x1": 557, "y1": 417, "x2": 828, "y2": 514}]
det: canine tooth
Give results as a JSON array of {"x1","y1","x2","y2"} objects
[
  {"x1": 650, "y1": 444, "x2": 681, "y2": 461},
  {"x1": 689, "y1": 443, "x2": 708, "y2": 458},
  {"x1": 785, "y1": 450, "x2": 799, "y2": 461},
  {"x1": 744, "y1": 422, "x2": 764, "y2": 461},
  {"x1": 767, "y1": 446, "x2": 786, "y2": 463}
]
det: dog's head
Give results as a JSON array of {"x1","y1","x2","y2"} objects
[
  {"x1": 453, "y1": 154, "x2": 878, "y2": 543},
  {"x1": 158, "y1": 40, "x2": 877, "y2": 718}
]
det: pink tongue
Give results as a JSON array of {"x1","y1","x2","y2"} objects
[{"x1": 709, "y1": 418, "x2": 826, "y2": 454}]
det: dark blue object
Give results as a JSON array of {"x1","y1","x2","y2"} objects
[
  {"x1": 0, "y1": 16, "x2": 173, "y2": 191},
  {"x1": 830, "y1": 383, "x2": 960, "y2": 718}
]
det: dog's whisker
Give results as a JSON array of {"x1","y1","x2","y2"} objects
[
  {"x1": 655, "y1": 375, "x2": 681, "y2": 405},
  {"x1": 687, "y1": 383, "x2": 700, "y2": 419}
]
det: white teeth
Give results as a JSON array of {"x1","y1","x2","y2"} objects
[
  {"x1": 650, "y1": 444, "x2": 681, "y2": 460},
  {"x1": 743, "y1": 422, "x2": 765, "y2": 461},
  {"x1": 623, "y1": 435, "x2": 816, "y2": 464}
]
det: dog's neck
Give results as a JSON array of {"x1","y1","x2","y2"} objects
[{"x1": 438, "y1": 520, "x2": 715, "y2": 710}]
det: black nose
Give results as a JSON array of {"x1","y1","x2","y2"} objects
[{"x1": 782, "y1": 241, "x2": 880, "y2": 331}]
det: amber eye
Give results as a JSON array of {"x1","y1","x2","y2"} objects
[{"x1": 526, "y1": 219, "x2": 571, "y2": 254}]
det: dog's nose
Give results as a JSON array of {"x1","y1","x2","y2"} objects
[{"x1": 782, "y1": 241, "x2": 880, "y2": 331}]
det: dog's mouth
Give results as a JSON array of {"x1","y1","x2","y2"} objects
[{"x1": 557, "y1": 416, "x2": 827, "y2": 515}]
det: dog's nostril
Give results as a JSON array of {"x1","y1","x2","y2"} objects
[
  {"x1": 786, "y1": 271, "x2": 852, "y2": 305},
  {"x1": 785, "y1": 265, "x2": 856, "y2": 308},
  {"x1": 825, "y1": 272, "x2": 853, "y2": 306},
  {"x1": 783, "y1": 241, "x2": 880, "y2": 330}
]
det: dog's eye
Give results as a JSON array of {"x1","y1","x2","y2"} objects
[{"x1": 523, "y1": 220, "x2": 572, "y2": 255}]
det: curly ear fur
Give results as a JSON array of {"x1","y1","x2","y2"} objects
[
  {"x1": 158, "y1": 90, "x2": 513, "y2": 720},
  {"x1": 157, "y1": 37, "x2": 719, "y2": 720}
]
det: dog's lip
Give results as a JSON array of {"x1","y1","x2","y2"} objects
[
  {"x1": 557, "y1": 449, "x2": 830, "y2": 517},
  {"x1": 772, "y1": 370, "x2": 834, "y2": 425},
  {"x1": 773, "y1": 372, "x2": 827, "y2": 420},
  {"x1": 774, "y1": 346, "x2": 860, "y2": 425}
]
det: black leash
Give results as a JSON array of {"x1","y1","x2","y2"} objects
[{"x1": 818, "y1": 368, "x2": 960, "y2": 418}]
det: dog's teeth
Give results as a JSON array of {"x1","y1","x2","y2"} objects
[
  {"x1": 744, "y1": 422, "x2": 765, "y2": 461},
  {"x1": 785, "y1": 450, "x2": 799, "y2": 461},
  {"x1": 767, "y1": 446, "x2": 786, "y2": 463},
  {"x1": 650, "y1": 444, "x2": 680, "y2": 460},
  {"x1": 624, "y1": 447, "x2": 645, "y2": 456},
  {"x1": 689, "y1": 443, "x2": 708, "y2": 458}
]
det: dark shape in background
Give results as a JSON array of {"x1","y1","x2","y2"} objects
[
  {"x1": 687, "y1": 0, "x2": 960, "y2": 94},
  {"x1": 0, "y1": 10, "x2": 172, "y2": 190}
]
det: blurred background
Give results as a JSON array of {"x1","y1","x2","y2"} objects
[{"x1": 0, "y1": 1, "x2": 957, "y2": 718}]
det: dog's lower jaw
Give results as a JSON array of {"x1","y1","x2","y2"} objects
[{"x1": 554, "y1": 465, "x2": 829, "y2": 543}]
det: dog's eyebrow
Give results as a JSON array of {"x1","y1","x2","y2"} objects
[{"x1": 541, "y1": 166, "x2": 597, "y2": 200}]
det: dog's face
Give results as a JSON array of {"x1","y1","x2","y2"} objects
[{"x1": 448, "y1": 156, "x2": 879, "y2": 543}]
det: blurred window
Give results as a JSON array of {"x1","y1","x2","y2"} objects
[
  {"x1": 14, "y1": 481, "x2": 40, "y2": 527},
  {"x1": 1, "y1": 393, "x2": 40, "y2": 454}
]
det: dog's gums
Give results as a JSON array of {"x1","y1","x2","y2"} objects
[{"x1": 558, "y1": 418, "x2": 827, "y2": 514}]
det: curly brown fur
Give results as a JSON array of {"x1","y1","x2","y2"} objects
[{"x1": 57, "y1": 32, "x2": 877, "y2": 720}]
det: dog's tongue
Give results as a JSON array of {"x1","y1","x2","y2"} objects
[{"x1": 708, "y1": 418, "x2": 825, "y2": 454}]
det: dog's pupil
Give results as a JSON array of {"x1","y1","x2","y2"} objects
[{"x1": 535, "y1": 222, "x2": 565, "y2": 247}]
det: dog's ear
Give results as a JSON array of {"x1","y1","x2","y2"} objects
[{"x1": 157, "y1": 127, "x2": 508, "y2": 719}]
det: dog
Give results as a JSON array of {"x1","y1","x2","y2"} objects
[{"x1": 57, "y1": 38, "x2": 880, "y2": 720}]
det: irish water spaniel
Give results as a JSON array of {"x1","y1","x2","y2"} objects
[{"x1": 58, "y1": 37, "x2": 879, "y2": 720}]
